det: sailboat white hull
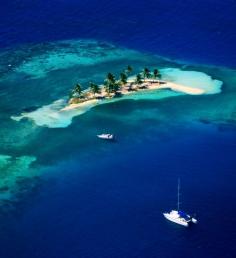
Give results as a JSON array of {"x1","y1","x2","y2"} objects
[
  {"x1": 163, "y1": 180, "x2": 197, "y2": 227},
  {"x1": 97, "y1": 134, "x2": 114, "y2": 140},
  {"x1": 163, "y1": 211, "x2": 190, "y2": 227}
]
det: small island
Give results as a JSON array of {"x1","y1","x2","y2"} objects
[
  {"x1": 11, "y1": 65, "x2": 221, "y2": 128},
  {"x1": 64, "y1": 66, "x2": 204, "y2": 111}
]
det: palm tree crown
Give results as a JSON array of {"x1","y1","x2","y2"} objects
[
  {"x1": 106, "y1": 72, "x2": 116, "y2": 84},
  {"x1": 153, "y1": 69, "x2": 161, "y2": 80},
  {"x1": 126, "y1": 65, "x2": 133, "y2": 74},
  {"x1": 73, "y1": 83, "x2": 82, "y2": 97},
  {"x1": 120, "y1": 72, "x2": 128, "y2": 85},
  {"x1": 105, "y1": 73, "x2": 116, "y2": 94},
  {"x1": 89, "y1": 82, "x2": 100, "y2": 95},
  {"x1": 143, "y1": 68, "x2": 151, "y2": 81}
]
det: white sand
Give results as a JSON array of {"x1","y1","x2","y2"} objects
[
  {"x1": 11, "y1": 68, "x2": 223, "y2": 128},
  {"x1": 160, "y1": 68, "x2": 222, "y2": 94},
  {"x1": 61, "y1": 99, "x2": 99, "y2": 111}
]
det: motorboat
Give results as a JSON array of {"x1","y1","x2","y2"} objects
[{"x1": 97, "y1": 134, "x2": 114, "y2": 140}]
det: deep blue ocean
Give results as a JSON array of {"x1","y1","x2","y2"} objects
[
  {"x1": 1, "y1": 0, "x2": 236, "y2": 67},
  {"x1": 1, "y1": 123, "x2": 236, "y2": 258},
  {"x1": 0, "y1": 1, "x2": 236, "y2": 258}
]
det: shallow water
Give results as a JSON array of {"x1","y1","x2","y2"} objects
[{"x1": 0, "y1": 16, "x2": 236, "y2": 258}]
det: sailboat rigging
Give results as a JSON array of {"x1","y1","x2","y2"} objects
[{"x1": 163, "y1": 179, "x2": 198, "y2": 227}]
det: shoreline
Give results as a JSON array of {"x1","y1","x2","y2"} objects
[
  {"x1": 64, "y1": 78, "x2": 207, "y2": 112},
  {"x1": 61, "y1": 98, "x2": 99, "y2": 111},
  {"x1": 11, "y1": 67, "x2": 223, "y2": 128}
]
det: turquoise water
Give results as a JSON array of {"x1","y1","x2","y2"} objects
[
  {"x1": 1, "y1": 0, "x2": 236, "y2": 256},
  {"x1": 0, "y1": 39, "x2": 236, "y2": 257},
  {"x1": 0, "y1": 39, "x2": 235, "y2": 211}
]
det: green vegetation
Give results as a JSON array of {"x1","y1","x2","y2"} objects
[
  {"x1": 72, "y1": 83, "x2": 83, "y2": 97},
  {"x1": 104, "y1": 73, "x2": 121, "y2": 94},
  {"x1": 106, "y1": 72, "x2": 116, "y2": 84},
  {"x1": 113, "y1": 82, "x2": 121, "y2": 94},
  {"x1": 126, "y1": 65, "x2": 133, "y2": 74},
  {"x1": 89, "y1": 82, "x2": 100, "y2": 96},
  {"x1": 119, "y1": 72, "x2": 128, "y2": 85},
  {"x1": 104, "y1": 72, "x2": 116, "y2": 94},
  {"x1": 153, "y1": 68, "x2": 161, "y2": 80},
  {"x1": 69, "y1": 66, "x2": 161, "y2": 103},
  {"x1": 135, "y1": 74, "x2": 143, "y2": 85},
  {"x1": 143, "y1": 68, "x2": 151, "y2": 81}
]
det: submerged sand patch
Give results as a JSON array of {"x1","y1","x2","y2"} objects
[{"x1": 11, "y1": 68, "x2": 223, "y2": 128}]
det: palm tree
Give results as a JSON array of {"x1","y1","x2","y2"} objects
[
  {"x1": 153, "y1": 69, "x2": 161, "y2": 80},
  {"x1": 104, "y1": 81, "x2": 111, "y2": 94},
  {"x1": 119, "y1": 72, "x2": 127, "y2": 86},
  {"x1": 73, "y1": 83, "x2": 82, "y2": 97},
  {"x1": 143, "y1": 68, "x2": 151, "y2": 81},
  {"x1": 89, "y1": 82, "x2": 100, "y2": 96},
  {"x1": 112, "y1": 82, "x2": 120, "y2": 95},
  {"x1": 153, "y1": 69, "x2": 159, "y2": 79},
  {"x1": 135, "y1": 74, "x2": 143, "y2": 85},
  {"x1": 105, "y1": 73, "x2": 116, "y2": 94},
  {"x1": 126, "y1": 65, "x2": 133, "y2": 74},
  {"x1": 106, "y1": 72, "x2": 116, "y2": 84}
]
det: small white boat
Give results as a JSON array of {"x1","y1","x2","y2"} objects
[
  {"x1": 97, "y1": 134, "x2": 114, "y2": 140},
  {"x1": 163, "y1": 210, "x2": 192, "y2": 227},
  {"x1": 163, "y1": 179, "x2": 197, "y2": 227}
]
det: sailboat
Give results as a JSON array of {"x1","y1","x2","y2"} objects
[{"x1": 163, "y1": 179, "x2": 197, "y2": 227}]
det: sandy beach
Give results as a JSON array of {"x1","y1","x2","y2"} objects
[
  {"x1": 11, "y1": 68, "x2": 222, "y2": 128},
  {"x1": 148, "y1": 80, "x2": 205, "y2": 95},
  {"x1": 63, "y1": 78, "x2": 205, "y2": 112},
  {"x1": 61, "y1": 98, "x2": 99, "y2": 111}
]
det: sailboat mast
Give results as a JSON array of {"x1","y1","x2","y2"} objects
[{"x1": 177, "y1": 178, "x2": 180, "y2": 211}]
